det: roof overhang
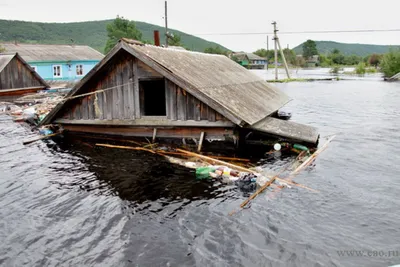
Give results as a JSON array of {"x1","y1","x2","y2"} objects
[{"x1": 249, "y1": 117, "x2": 319, "y2": 145}]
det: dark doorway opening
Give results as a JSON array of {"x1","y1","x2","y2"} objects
[{"x1": 140, "y1": 79, "x2": 166, "y2": 116}]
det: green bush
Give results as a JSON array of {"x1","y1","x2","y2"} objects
[
  {"x1": 355, "y1": 62, "x2": 366, "y2": 75},
  {"x1": 380, "y1": 49, "x2": 400, "y2": 78},
  {"x1": 330, "y1": 65, "x2": 340, "y2": 74}
]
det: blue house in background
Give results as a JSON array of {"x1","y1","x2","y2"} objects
[{"x1": 0, "y1": 43, "x2": 104, "y2": 81}]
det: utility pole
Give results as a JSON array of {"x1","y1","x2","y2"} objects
[
  {"x1": 266, "y1": 35, "x2": 269, "y2": 70},
  {"x1": 272, "y1": 21, "x2": 291, "y2": 80},
  {"x1": 164, "y1": 1, "x2": 168, "y2": 47},
  {"x1": 277, "y1": 38, "x2": 290, "y2": 79},
  {"x1": 272, "y1": 22, "x2": 278, "y2": 80}
]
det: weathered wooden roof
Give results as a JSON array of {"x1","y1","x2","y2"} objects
[
  {"x1": 122, "y1": 39, "x2": 290, "y2": 125},
  {"x1": 0, "y1": 53, "x2": 49, "y2": 88},
  {"x1": 0, "y1": 43, "x2": 104, "y2": 62},
  {"x1": 0, "y1": 54, "x2": 14, "y2": 72}
]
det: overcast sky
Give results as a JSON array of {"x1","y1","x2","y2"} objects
[{"x1": 1, "y1": 0, "x2": 399, "y2": 51}]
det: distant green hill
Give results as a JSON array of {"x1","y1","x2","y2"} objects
[
  {"x1": 293, "y1": 41, "x2": 400, "y2": 56},
  {"x1": 0, "y1": 19, "x2": 229, "y2": 53}
]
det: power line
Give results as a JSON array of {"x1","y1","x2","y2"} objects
[{"x1": 191, "y1": 28, "x2": 400, "y2": 36}]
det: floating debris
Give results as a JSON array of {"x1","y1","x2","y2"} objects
[{"x1": 2, "y1": 92, "x2": 65, "y2": 126}]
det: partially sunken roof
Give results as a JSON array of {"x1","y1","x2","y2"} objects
[
  {"x1": 43, "y1": 39, "x2": 290, "y2": 127},
  {"x1": 0, "y1": 43, "x2": 104, "y2": 62}
]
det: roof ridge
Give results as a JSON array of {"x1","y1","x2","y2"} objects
[
  {"x1": 142, "y1": 43, "x2": 224, "y2": 57},
  {"x1": 121, "y1": 38, "x2": 223, "y2": 57}
]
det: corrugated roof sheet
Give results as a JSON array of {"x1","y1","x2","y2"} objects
[
  {"x1": 232, "y1": 52, "x2": 267, "y2": 61},
  {"x1": 246, "y1": 53, "x2": 267, "y2": 61},
  {"x1": 125, "y1": 42, "x2": 290, "y2": 125},
  {"x1": 0, "y1": 43, "x2": 104, "y2": 62},
  {"x1": 0, "y1": 54, "x2": 14, "y2": 72}
]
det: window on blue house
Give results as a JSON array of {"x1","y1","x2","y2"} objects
[
  {"x1": 53, "y1": 65, "x2": 62, "y2": 77},
  {"x1": 76, "y1": 65, "x2": 83, "y2": 76}
]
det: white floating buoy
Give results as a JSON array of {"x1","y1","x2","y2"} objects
[{"x1": 274, "y1": 143, "x2": 281, "y2": 151}]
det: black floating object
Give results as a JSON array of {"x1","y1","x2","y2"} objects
[{"x1": 277, "y1": 110, "x2": 292, "y2": 120}]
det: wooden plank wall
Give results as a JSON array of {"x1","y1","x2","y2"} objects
[
  {"x1": 60, "y1": 53, "x2": 228, "y2": 123},
  {"x1": 62, "y1": 52, "x2": 136, "y2": 120},
  {"x1": 165, "y1": 80, "x2": 227, "y2": 122},
  {"x1": 0, "y1": 57, "x2": 42, "y2": 90}
]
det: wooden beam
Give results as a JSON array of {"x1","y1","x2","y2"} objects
[
  {"x1": 156, "y1": 150, "x2": 250, "y2": 162},
  {"x1": 177, "y1": 87, "x2": 186, "y2": 121},
  {"x1": 165, "y1": 79, "x2": 171, "y2": 119},
  {"x1": 0, "y1": 86, "x2": 45, "y2": 96},
  {"x1": 133, "y1": 58, "x2": 141, "y2": 119},
  {"x1": 23, "y1": 133, "x2": 60, "y2": 145},
  {"x1": 54, "y1": 118, "x2": 235, "y2": 127},
  {"x1": 96, "y1": 143, "x2": 156, "y2": 154},
  {"x1": 61, "y1": 124, "x2": 234, "y2": 139},
  {"x1": 198, "y1": 131, "x2": 205, "y2": 152},
  {"x1": 152, "y1": 128, "x2": 157, "y2": 143},
  {"x1": 170, "y1": 83, "x2": 177, "y2": 120},
  {"x1": 128, "y1": 62, "x2": 135, "y2": 119},
  {"x1": 176, "y1": 148, "x2": 253, "y2": 173}
]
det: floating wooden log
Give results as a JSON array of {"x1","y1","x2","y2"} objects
[
  {"x1": 156, "y1": 150, "x2": 250, "y2": 162},
  {"x1": 176, "y1": 148, "x2": 254, "y2": 173},
  {"x1": 274, "y1": 177, "x2": 319, "y2": 193},
  {"x1": 152, "y1": 128, "x2": 157, "y2": 143},
  {"x1": 72, "y1": 134, "x2": 144, "y2": 146},
  {"x1": 176, "y1": 148, "x2": 317, "y2": 193},
  {"x1": 260, "y1": 136, "x2": 336, "y2": 201},
  {"x1": 23, "y1": 132, "x2": 60, "y2": 145},
  {"x1": 96, "y1": 143, "x2": 156, "y2": 154},
  {"x1": 285, "y1": 135, "x2": 336, "y2": 180},
  {"x1": 198, "y1": 131, "x2": 205, "y2": 152},
  {"x1": 231, "y1": 137, "x2": 336, "y2": 215},
  {"x1": 239, "y1": 164, "x2": 290, "y2": 209}
]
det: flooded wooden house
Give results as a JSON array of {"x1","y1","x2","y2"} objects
[
  {"x1": 41, "y1": 38, "x2": 319, "y2": 148},
  {"x1": 0, "y1": 53, "x2": 49, "y2": 96}
]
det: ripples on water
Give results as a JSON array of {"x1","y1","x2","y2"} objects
[{"x1": 1, "y1": 79, "x2": 400, "y2": 266}]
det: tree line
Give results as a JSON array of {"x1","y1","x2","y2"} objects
[
  {"x1": 303, "y1": 39, "x2": 400, "y2": 77},
  {"x1": 250, "y1": 39, "x2": 400, "y2": 77}
]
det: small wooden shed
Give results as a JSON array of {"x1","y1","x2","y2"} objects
[
  {"x1": 41, "y1": 39, "x2": 318, "y2": 146},
  {"x1": 0, "y1": 53, "x2": 49, "y2": 96}
]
